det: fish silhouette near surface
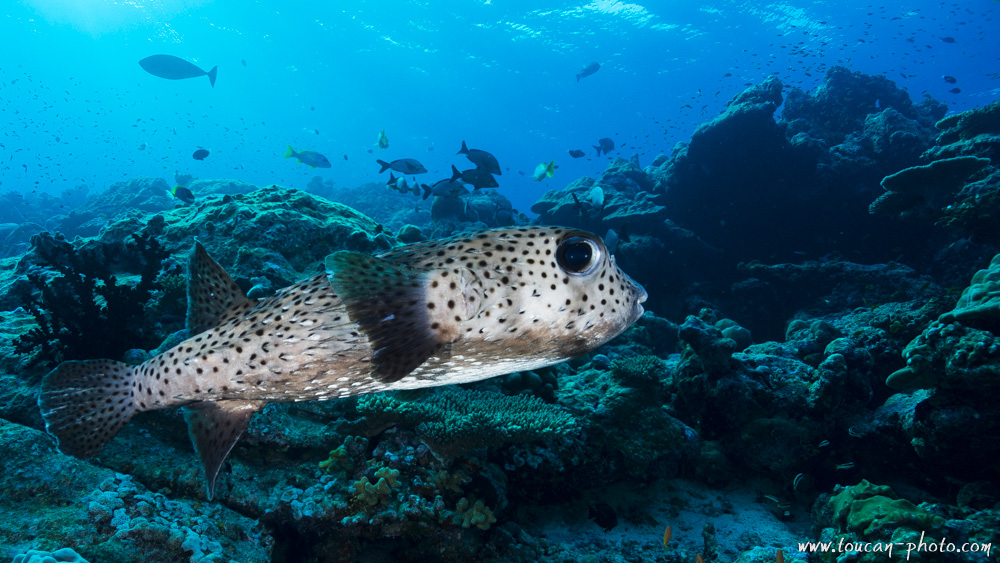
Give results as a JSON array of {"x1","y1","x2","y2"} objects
[
  {"x1": 577, "y1": 61, "x2": 600, "y2": 82},
  {"x1": 39, "y1": 227, "x2": 647, "y2": 498},
  {"x1": 139, "y1": 55, "x2": 218, "y2": 87}
]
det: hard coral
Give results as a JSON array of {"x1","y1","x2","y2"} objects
[
  {"x1": 13, "y1": 231, "x2": 168, "y2": 371},
  {"x1": 357, "y1": 389, "x2": 576, "y2": 459}
]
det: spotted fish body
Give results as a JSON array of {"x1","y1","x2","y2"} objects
[{"x1": 39, "y1": 226, "x2": 646, "y2": 497}]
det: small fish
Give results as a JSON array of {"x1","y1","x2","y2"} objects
[
  {"x1": 594, "y1": 138, "x2": 614, "y2": 157},
  {"x1": 285, "y1": 145, "x2": 332, "y2": 168},
  {"x1": 568, "y1": 149, "x2": 586, "y2": 158},
  {"x1": 138, "y1": 142, "x2": 147, "y2": 151},
  {"x1": 38, "y1": 227, "x2": 647, "y2": 498},
  {"x1": 450, "y1": 165, "x2": 499, "y2": 189},
  {"x1": 377, "y1": 158, "x2": 427, "y2": 175},
  {"x1": 171, "y1": 185, "x2": 195, "y2": 204},
  {"x1": 192, "y1": 149, "x2": 210, "y2": 160},
  {"x1": 139, "y1": 55, "x2": 217, "y2": 87},
  {"x1": 457, "y1": 141, "x2": 501, "y2": 175},
  {"x1": 422, "y1": 178, "x2": 469, "y2": 200},
  {"x1": 533, "y1": 160, "x2": 557, "y2": 181},
  {"x1": 663, "y1": 525, "x2": 672, "y2": 548},
  {"x1": 241, "y1": 59, "x2": 247, "y2": 67},
  {"x1": 941, "y1": 36, "x2": 956, "y2": 43},
  {"x1": 943, "y1": 75, "x2": 957, "y2": 84},
  {"x1": 949, "y1": 88, "x2": 962, "y2": 94},
  {"x1": 378, "y1": 129, "x2": 389, "y2": 149},
  {"x1": 588, "y1": 502, "x2": 618, "y2": 531},
  {"x1": 576, "y1": 61, "x2": 600, "y2": 82}
]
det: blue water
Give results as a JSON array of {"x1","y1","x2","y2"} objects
[{"x1": 2, "y1": 0, "x2": 997, "y2": 213}]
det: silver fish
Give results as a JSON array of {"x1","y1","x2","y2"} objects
[{"x1": 39, "y1": 226, "x2": 646, "y2": 498}]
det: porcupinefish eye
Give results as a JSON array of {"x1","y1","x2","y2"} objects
[{"x1": 556, "y1": 236, "x2": 602, "y2": 275}]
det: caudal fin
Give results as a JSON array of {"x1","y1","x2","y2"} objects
[
  {"x1": 377, "y1": 159, "x2": 392, "y2": 173},
  {"x1": 284, "y1": 145, "x2": 296, "y2": 159},
  {"x1": 457, "y1": 140, "x2": 469, "y2": 155},
  {"x1": 38, "y1": 360, "x2": 137, "y2": 458},
  {"x1": 207, "y1": 66, "x2": 218, "y2": 88},
  {"x1": 450, "y1": 165, "x2": 462, "y2": 182}
]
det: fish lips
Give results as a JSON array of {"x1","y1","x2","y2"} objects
[{"x1": 612, "y1": 255, "x2": 647, "y2": 323}]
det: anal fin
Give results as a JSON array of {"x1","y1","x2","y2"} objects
[{"x1": 183, "y1": 400, "x2": 264, "y2": 500}]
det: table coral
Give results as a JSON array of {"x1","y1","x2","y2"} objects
[{"x1": 869, "y1": 156, "x2": 990, "y2": 220}]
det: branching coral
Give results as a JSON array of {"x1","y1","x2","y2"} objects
[
  {"x1": 357, "y1": 389, "x2": 576, "y2": 459},
  {"x1": 13, "y1": 232, "x2": 169, "y2": 371}
]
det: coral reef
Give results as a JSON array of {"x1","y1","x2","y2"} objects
[
  {"x1": 357, "y1": 388, "x2": 577, "y2": 459},
  {"x1": 12, "y1": 231, "x2": 168, "y2": 370}
]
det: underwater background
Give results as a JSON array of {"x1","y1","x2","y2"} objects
[{"x1": 2, "y1": 0, "x2": 1000, "y2": 561}]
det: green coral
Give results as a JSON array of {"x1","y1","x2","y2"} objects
[
  {"x1": 609, "y1": 354, "x2": 668, "y2": 388},
  {"x1": 350, "y1": 470, "x2": 399, "y2": 509},
  {"x1": 318, "y1": 446, "x2": 352, "y2": 474},
  {"x1": 453, "y1": 497, "x2": 496, "y2": 531},
  {"x1": 888, "y1": 253, "x2": 1000, "y2": 390},
  {"x1": 829, "y1": 479, "x2": 944, "y2": 538},
  {"x1": 357, "y1": 389, "x2": 576, "y2": 458}
]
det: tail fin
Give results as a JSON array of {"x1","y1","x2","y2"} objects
[
  {"x1": 422, "y1": 184, "x2": 432, "y2": 200},
  {"x1": 593, "y1": 145, "x2": 602, "y2": 156},
  {"x1": 377, "y1": 159, "x2": 392, "y2": 173},
  {"x1": 38, "y1": 360, "x2": 137, "y2": 458},
  {"x1": 457, "y1": 140, "x2": 469, "y2": 155},
  {"x1": 284, "y1": 145, "x2": 296, "y2": 159},
  {"x1": 577, "y1": 73, "x2": 582, "y2": 82},
  {"x1": 451, "y1": 165, "x2": 462, "y2": 182},
  {"x1": 207, "y1": 66, "x2": 218, "y2": 87}
]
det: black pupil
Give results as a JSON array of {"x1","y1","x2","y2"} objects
[{"x1": 562, "y1": 242, "x2": 593, "y2": 272}]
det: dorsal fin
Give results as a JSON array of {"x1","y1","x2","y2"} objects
[
  {"x1": 187, "y1": 242, "x2": 250, "y2": 335},
  {"x1": 325, "y1": 251, "x2": 453, "y2": 383},
  {"x1": 183, "y1": 400, "x2": 265, "y2": 500}
]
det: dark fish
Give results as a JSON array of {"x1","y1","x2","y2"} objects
[
  {"x1": 949, "y1": 88, "x2": 962, "y2": 94},
  {"x1": 941, "y1": 36, "x2": 956, "y2": 43},
  {"x1": 450, "y1": 165, "x2": 498, "y2": 189},
  {"x1": 377, "y1": 158, "x2": 427, "y2": 175},
  {"x1": 422, "y1": 178, "x2": 469, "y2": 200},
  {"x1": 139, "y1": 55, "x2": 217, "y2": 87},
  {"x1": 285, "y1": 146, "x2": 331, "y2": 168},
  {"x1": 457, "y1": 141, "x2": 501, "y2": 175},
  {"x1": 192, "y1": 149, "x2": 210, "y2": 160},
  {"x1": 172, "y1": 185, "x2": 195, "y2": 204},
  {"x1": 588, "y1": 503, "x2": 618, "y2": 531},
  {"x1": 594, "y1": 138, "x2": 614, "y2": 157},
  {"x1": 568, "y1": 149, "x2": 586, "y2": 158},
  {"x1": 38, "y1": 227, "x2": 647, "y2": 498},
  {"x1": 577, "y1": 61, "x2": 600, "y2": 82},
  {"x1": 943, "y1": 75, "x2": 957, "y2": 84}
]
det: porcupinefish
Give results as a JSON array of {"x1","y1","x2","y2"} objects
[{"x1": 39, "y1": 226, "x2": 646, "y2": 498}]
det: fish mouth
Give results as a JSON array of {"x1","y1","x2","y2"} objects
[{"x1": 628, "y1": 275, "x2": 648, "y2": 320}]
